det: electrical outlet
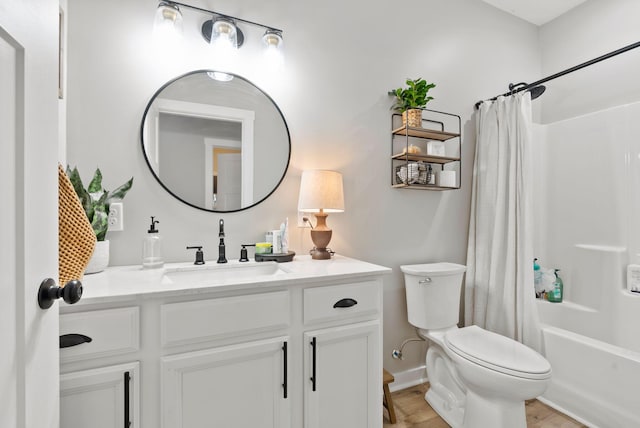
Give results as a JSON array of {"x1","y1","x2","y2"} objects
[
  {"x1": 108, "y1": 202, "x2": 124, "y2": 232},
  {"x1": 297, "y1": 211, "x2": 311, "y2": 228}
]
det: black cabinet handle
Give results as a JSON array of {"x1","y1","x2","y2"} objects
[
  {"x1": 333, "y1": 298, "x2": 358, "y2": 308},
  {"x1": 282, "y1": 341, "x2": 288, "y2": 399},
  {"x1": 310, "y1": 337, "x2": 317, "y2": 391},
  {"x1": 124, "y1": 371, "x2": 131, "y2": 428},
  {"x1": 59, "y1": 334, "x2": 92, "y2": 349}
]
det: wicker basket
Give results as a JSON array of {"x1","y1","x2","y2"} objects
[
  {"x1": 58, "y1": 164, "x2": 96, "y2": 285},
  {"x1": 395, "y1": 162, "x2": 434, "y2": 185},
  {"x1": 402, "y1": 109, "x2": 423, "y2": 128}
]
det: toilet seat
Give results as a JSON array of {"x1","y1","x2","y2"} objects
[{"x1": 445, "y1": 326, "x2": 552, "y2": 380}]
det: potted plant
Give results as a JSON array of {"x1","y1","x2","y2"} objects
[
  {"x1": 391, "y1": 78, "x2": 436, "y2": 128},
  {"x1": 66, "y1": 166, "x2": 133, "y2": 273}
]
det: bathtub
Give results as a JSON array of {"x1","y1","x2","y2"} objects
[{"x1": 536, "y1": 245, "x2": 640, "y2": 428}]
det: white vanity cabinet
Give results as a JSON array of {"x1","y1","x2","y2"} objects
[
  {"x1": 302, "y1": 281, "x2": 382, "y2": 428},
  {"x1": 59, "y1": 307, "x2": 140, "y2": 428},
  {"x1": 162, "y1": 336, "x2": 290, "y2": 428},
  {"x1": 159, "y1": 290, "x2": 291, "y2": 428},
  {"x1": 60, "y1": 256, "x2": 389, "y2": 428},
  {"x1": 304, "y1": 322, "x2": 380, "y2": 428},
  {"x1": 61, "y1": 362, "x2": 139, "y2": 428}
]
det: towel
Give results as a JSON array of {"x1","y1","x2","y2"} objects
[{"x1": 58, "y1": 164, "x2": 96, "y2": 285}]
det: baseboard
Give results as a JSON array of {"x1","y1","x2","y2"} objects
[
  {"x1": 387, "y1": 365, "x2": 428, "y2": 392},
  {"x1": 537, "y1": 396, "x2": 598, "y2": 428}
]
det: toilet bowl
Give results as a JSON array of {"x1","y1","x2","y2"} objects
[{"x1": 401, "y1": 263, "x2": 551, "y2": 428}]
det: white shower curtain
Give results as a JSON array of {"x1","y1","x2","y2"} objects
[{"x1": 465, "y1": 93, "x2": 541, "y2": 351}]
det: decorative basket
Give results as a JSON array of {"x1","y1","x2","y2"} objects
[
  {"x1": 402, "y1": 109, "x2": 423, "y2": 128},
  {"x1": 396, "y1": 162, "x2": 432, "y2": 185},
  {"x1": 58, "y1": 164, "x2": 96, "y2": 285}
]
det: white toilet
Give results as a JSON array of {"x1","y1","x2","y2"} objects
[{"x1": 401, "y1": 262, "x2": 551, "y2": 428}]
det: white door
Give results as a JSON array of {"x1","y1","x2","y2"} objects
[
  {"x1": 162, "y1": 337, "x2": 290, "y2": 428},
  {"x1": 61, "y1": 362, "x2": 139, "y2": 428},
  {"x1": 0, "y1": 1, "x2": 61, "y2": 427},
  {"x1": 304, "y1": 321, "x2": 381, "y2": 428},
  {"x1": 217, "y1": 153, "x2": 242, "y2": 210}
]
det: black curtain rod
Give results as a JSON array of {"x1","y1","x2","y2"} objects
[{"x1": 475, "y1": 39, "x2": 640, "y2": 109}]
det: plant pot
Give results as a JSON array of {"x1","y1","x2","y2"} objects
[
  {"x1": 402, "y1": 109, "x2": 423, "y2": 128},
  {"x1": 85, "y1": 240, "x2": 109, "y2": 274}
]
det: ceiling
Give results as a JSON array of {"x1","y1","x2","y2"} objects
[{"x1": 480, "y1": 0, "x2": 588, "y2": 26}]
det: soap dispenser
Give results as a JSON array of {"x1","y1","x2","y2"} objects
[
  {"x1": 143, "y1": 216, "x2": 164, "y2": 269},
  {"x1": 547, "y1": 269, "x2": 563, "y2": 303}
]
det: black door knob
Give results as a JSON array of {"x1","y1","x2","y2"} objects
[{"x1": 38, "y1": 278, "x2": 83, "y2": 309}]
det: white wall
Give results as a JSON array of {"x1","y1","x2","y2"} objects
[
  {"x1": 65, "y1": 0, "x2": 540, "y2": 376},
  {"x1": 535, "y1": 0, "x2": 640, "y2": 261},
  {"x1": 539, "y1": 0, "x2": 640, "y2": 124},
  {"x1": 534, "y1": 103, "x2": 636, "y2": 270}
]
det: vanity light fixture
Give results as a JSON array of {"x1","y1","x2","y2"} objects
[
  {"x1": 210, "y1": 17, "x2": 239, "y2": 49},
  {"x1": 262, "y1": 29, "x2": 283, "y2": 49},
  {"x1": 153, "y1": 1, "x2": 184, "y2": 38},
  {"x1": 202, "y1": 16, "x2": 244, "y2": 48},
  {"x1": 153, "y1": 1, "x2": 283, "y2": 54},
  {"x1": 262, "y1": 29, "x2": 284, "y2": 70},
  {"x1": 298, "y1": 170, "x2": 345, "y2": 260}
]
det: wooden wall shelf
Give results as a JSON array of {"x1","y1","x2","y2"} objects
[
  {"x1": 392, "y1": 126, "x2": 459, "y2": 141},
  {"x1": 391, "y1": 109, "x2": 462, "y2": 190},
  {"x1": 391, "y1": 153, "x2": 459, "y2": 164}
]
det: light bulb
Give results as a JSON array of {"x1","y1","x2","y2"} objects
[
  {"x1": 262, "y1": 30, "x2": 283, "y2": 49},
  {"x1": 153, "y1": 2, "x2": 183, "y2": 41},
  {"x1": 211, "y1": 18, "x2": 238, "y2": 50},
  {"x1": 262, "y1": 30, "x2": 284, "y2": 72},
  {"x1": 207, "y1": 71, "x2": 234, "y2": 82}
]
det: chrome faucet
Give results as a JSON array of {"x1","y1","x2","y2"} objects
[{"x1": 217, "y1": 219, "x2": 227, "y2": 264}]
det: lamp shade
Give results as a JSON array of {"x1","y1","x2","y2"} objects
[{"x1": 298, "y1": 170, "x2": 345, "y2": 213}]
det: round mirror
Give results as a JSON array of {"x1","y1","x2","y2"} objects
[{"x1": 141, "y1": 70, "x2": 291, "y2": 212}]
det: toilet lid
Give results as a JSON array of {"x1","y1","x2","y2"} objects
[
  {"x1": 445, "y1": 326, "x2": 551, "y2": 380},
  {"x1": 400, "y1": 262, "x2": 466, "y2": 276}
]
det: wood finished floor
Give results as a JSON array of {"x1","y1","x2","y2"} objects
[{"x1": 383, "y1": 383, "x2": 587, "y2": 428}]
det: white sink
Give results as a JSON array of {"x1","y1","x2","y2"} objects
[{"x1": 161, "y1": 262, "x2": 289, "y2": 287}]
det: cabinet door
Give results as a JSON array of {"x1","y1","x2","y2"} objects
[
  {"x1": 304, "y1": 321, "x2": 381, "y2": 428},
  {"x1": 162, "y1": 336, "x2": 290, "y2": 428},
  {"x1": 60, "y1": 362, "x2": 139, "y2": 428}
]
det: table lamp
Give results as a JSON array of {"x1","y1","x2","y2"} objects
[{"x1": 297, "y1": 170, "x2": 344, "y2": 260}]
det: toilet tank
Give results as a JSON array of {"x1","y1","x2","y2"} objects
[{"x1": 400, "y1": 263, "x2": 467, "y2": 330}]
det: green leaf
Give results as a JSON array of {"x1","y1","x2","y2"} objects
[
  {"x1": 66, "y1": 166, "x2": 84, "y2": 198},
  {"x1": 88, "y1": 168, "x2": 103, "y2": 193},
  {"x1": 65, "y1": 165, "x2": 133, "y2": 241},
  {"x1": 389, "y1": 77, "x2": 436, "y2": 112},
  {"x1": 66, "y1": 166, "x2": 92, "y2": 217},
  {"x1": 92, "y1": 205, "x2": 109, "y2": 241},
  {"x1": 108, "y1": 177, "x2": 133, "y2": 202}
]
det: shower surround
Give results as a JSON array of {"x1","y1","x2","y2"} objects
[{"x1": 533, "y1": 101, "x2": 640, "y2": 428}]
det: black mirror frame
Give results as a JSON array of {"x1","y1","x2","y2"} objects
[{"x1": 140, "y1": 70, "x2": 291, "y2": 213}]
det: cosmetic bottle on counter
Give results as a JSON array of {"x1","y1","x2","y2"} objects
[{"x1": 143, "y1": 216, "x2": 164, "y2": 269}]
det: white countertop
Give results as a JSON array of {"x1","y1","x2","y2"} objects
[{"x1": 73, "y1": 254, "x2": 391, "y2": 305}]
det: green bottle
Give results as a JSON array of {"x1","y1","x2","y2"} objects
[{"x1": 548, "y1": 269, "x2": 563, "y2": 303}]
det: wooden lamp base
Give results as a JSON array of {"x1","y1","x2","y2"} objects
[{"x1": 310, "y1": 212, "x2": 333, "y2": 260}]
